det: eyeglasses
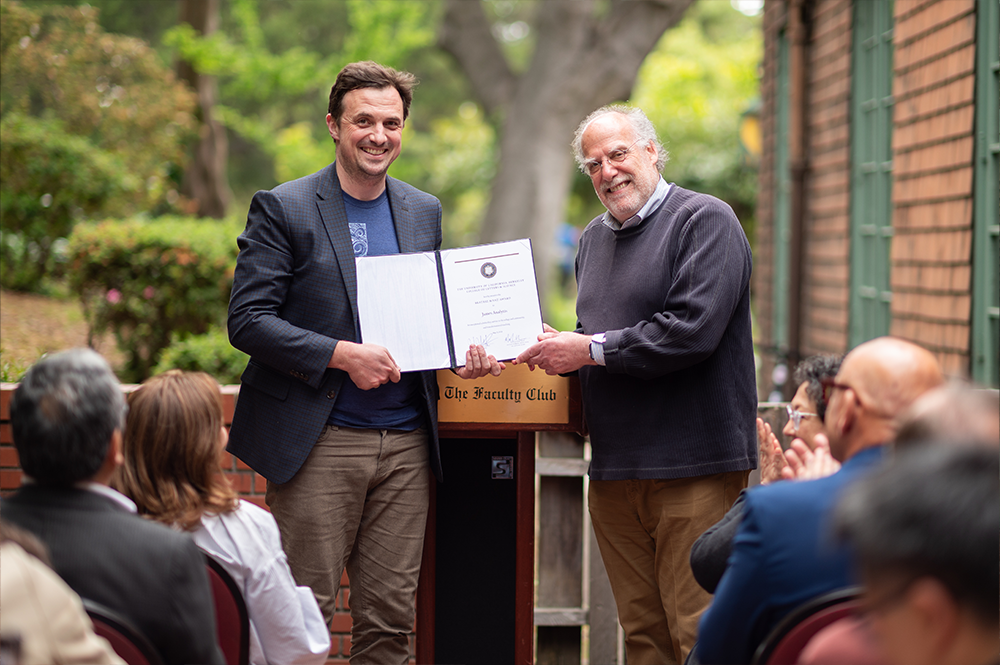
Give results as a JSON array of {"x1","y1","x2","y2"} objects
[
  {"x1": 583, "y1": 139, "x2": 643, "y2": 176},
  {"x1": 819, "y1": 376, "x2": 893, "y2": 419},
  {"x1": 820, "y1": 377, "x2": 856, "y2": 405},
  {"x1": 785, "y1": 403, "x2": 818, "y2": 431}
]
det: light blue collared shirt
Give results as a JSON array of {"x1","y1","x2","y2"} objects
[{"x1": 601, "y1": 177, "x2": 672, "y2": 231}]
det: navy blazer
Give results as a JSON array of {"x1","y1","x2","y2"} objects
[
  {"x1": 696, "y1": 446, "x2": 887, "y2": 665},
  {"x1": 2, "y1": 486, "x2": 225, "y2": 665},
  {"x1": 227, "y1": 163, "x2": 444, "y2": 484}
]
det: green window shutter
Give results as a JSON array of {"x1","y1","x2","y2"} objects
[
  {"x1": 773, "y1": 30, "x2": 791, "y2": 352},
  {"x1": 849, "y1": 0, "x2": 894, "y2": 347},
  {"x1": 971, "y1": 0, "x2": 999, "y2": 386}
]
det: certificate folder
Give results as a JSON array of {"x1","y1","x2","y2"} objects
[{"x1": 356, "y1": 238, "x2": 543, "y2": 372}]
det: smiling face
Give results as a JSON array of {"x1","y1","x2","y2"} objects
[
  {"x1": 327, "y1": 86, "x2": 404, "y2": 198},
  {"x1": 580, "y1": 112, "x2": 661, "y2": 222}
]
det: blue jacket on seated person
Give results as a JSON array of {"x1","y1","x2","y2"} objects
[{"x1": 696, "y1": 445, "x2": 887, "y2": 665}]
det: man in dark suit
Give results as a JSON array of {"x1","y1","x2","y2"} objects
[
  {"x1": 226, "y1": 61, "x2": 501, "y2": 664},
  {"x1": 696, "y1": 337, "x2": 944, "y2": 664},
  {"x1": 1, "y1": 348, "x2": 224, "y2": 665}
]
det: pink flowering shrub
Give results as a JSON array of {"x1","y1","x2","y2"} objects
[{"x1": 68, "y1": 215, "x2": 242, "y2": 381}]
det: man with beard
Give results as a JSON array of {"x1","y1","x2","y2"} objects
[{"x1": 515, "y1": 104, "x2": 757, "y2": 664}]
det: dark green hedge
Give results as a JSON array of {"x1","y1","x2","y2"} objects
[{"x1": 68, "y1": 216, "x2": 243, "y2": 382}]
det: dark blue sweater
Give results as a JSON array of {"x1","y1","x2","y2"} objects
[{"x1": 576, "y1": 185, "x2": 757, "y2": 480}]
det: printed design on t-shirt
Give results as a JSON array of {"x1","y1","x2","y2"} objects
[{"x1": 349, "y1": 223, "x2": 368, "y2": 257}]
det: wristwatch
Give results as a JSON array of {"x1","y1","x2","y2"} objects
[{"x1": 589, "y1": 333, "x2": 606, "y2": 365}]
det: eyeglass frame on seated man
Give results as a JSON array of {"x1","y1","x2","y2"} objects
[
  {"x1": 820, "y1": 377, "x2": 894, "y2": 419},
  {"x1": 582, "y1": 138, "x2": 644, "y2": 176}
]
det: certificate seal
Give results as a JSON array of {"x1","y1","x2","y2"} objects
[{"x1": 480, "y1": 262, "x2": 497, "y2": 279}]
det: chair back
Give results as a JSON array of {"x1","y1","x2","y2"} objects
[
  {"x1": 203, "y1": 553, "x2": 251, "y2": 665},
  {"x1": 83, "y1": 599, "x2": 164, "y2": 665},
  {"x1": 751, "y1": 587, "x2": 862, "y2": 665}
]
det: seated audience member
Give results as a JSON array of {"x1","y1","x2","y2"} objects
[
  {"x1": 691, "y1": 353, "x2": 842, "y2": 594},
  {"x1": 0, "y1": 349, "x2": 224, "y2": 665},
  {"x1": 834, "y1": 445, "x2": 999, "y2": 665},
  {"x1": 115, "y1": 370, "x2": 331, "y2": 665},
  {"x1": 757, "y1": 353, "x2": 843, "y2": 484},
  {"x1": 0, "y1": 520, "x2": 125, "y2": 665},
  {"x1": 797, "y1": 615, "x2": 885, "y2": 665},
  {"x1": 894, "y1": 381, "x2": 1000, "y2": 447},
  {"x1": 696, "y1": 337, "x2": 943, "y2": 665},
  {"x1": 795, "y1": 380, "x2": 1000, "y2": 665}
]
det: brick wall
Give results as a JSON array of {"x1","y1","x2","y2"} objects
[
  {"x1": 801, "y1": 0, "x2": 854, "y2": 357},
  {"x1": 755, "y1": 0, "x2": 854, "y2": 387},
  {"x1": 889, "y1": 0, "x2": 978, "y2": 376},
  {"x1": 753, "y1": 0, "x2": 784, "y2": 395},
  {"x1": 757, "y1": 0, "x2": 981, "y2": 378},
  {"x1": 0, "y1": 383, "x2": 355, "y2": 664}
]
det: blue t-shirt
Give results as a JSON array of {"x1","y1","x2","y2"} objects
[{"x1": 328, "y1": 190, "x2": 423, "y2": 430}]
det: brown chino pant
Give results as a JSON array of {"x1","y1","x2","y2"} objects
[
  {"x1": 266, "y1": 425, "x2": 430, "y2": 665},
  {"x1": 589, "y1": 470, "x2": 748, "y2": 665}
]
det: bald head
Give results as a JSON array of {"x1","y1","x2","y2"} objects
[
  {"x1": 825, "y1": 337, "x2": 944, "y2": 461},
  {"x1": 845, "y1": 338, "x2": 944, "y2": 421}
]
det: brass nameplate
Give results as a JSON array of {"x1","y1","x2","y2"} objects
[{"x1": 437, "y1": 363, "x2": 569, "y2": 424}]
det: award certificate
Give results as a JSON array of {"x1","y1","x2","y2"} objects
[{"x1": 356, "y1": 239, "x2": 543, "y2": 372}]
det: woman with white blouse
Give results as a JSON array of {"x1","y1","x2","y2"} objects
[{"x1": 115, "y1": 370, "x2": 330, "y2": 665}]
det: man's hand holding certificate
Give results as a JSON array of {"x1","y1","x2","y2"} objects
[{"x1": 356, "y1": 239, "x2": 544, "y2": 372}]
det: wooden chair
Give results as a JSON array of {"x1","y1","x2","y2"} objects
[
  {"x1": 203, "y1": 553, "x2": 251, "y2": 665},
  {"x1": 83, "y1": 599, "x2": 164, "y2": 665},
  {"x1": 751, "y1": 586, "x2": 863, "y2": 665}
]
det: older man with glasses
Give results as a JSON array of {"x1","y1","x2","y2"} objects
[
  {"x1": 515, "y1": 104, "x2": 757, "y2": 665},
  {"x1": 696, "y1": 337, "x2": 944, "y2": 665}
]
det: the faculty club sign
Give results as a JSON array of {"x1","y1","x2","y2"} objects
[{"x1": 436, "y1": 363, "x2": 570, "y2": 425}]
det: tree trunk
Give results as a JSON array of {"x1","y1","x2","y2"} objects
[
  {"x1": 440, "y1": 0, "x2": 695, "y2": 306},
  {"x1": 178, "y1": 0, "x2": 230, "y2": 219}
]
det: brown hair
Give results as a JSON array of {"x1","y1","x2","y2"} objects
[
  {"x1": 115, "y1": 370, "x2": 238, "y2": 531},
  {"x1": 327, "y1": 60, "x2": 417, "y2": 124}
]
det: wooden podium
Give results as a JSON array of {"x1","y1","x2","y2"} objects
[{"x1": 415, "y1": 364, "x2": 584, "y2": 665}]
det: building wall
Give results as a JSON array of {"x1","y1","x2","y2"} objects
[
  {"x1": 889, "y1": 0, "x2": 978, "y2": 376},
  {"x1": 756, "y1": 0, "x2": 982, "y2": 380},
  {"x1": 755, "y1": 0, "x2": 855, "y2": 395},
  {"x1": 753, "y1": 0, "x2": 784, "y2": 395},
  {"x1": 801, "y1": 0, "x2": 854, "y2": 356}
]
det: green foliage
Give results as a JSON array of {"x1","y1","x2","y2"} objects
[
  {"x1": 340, "y1": 0, "x2": 437, "y2": 69},
  {"x1": 154, "y1": 327, "x2": 249, "y2": 385},
  {"x1": 67, "y1": 216, "x2": 243, "y2": 382},
  {"x1": 0, "y1": 0, "x2": 199, "y2": 291},
  {"x1": 632, "y1": 0, "x2": 762, "y2": 237},
  {"x1": 19, "y1": 0, "x2": 180, "y2": 64},
  {"x1": 162, "y1": 0, "x2": 437, "y2": 187},
  {"x1": 394, "y1": 102, "x2": 497, "y2": 248},
  {"x1": 0, "y1": 0, "x2": 197, "y2": 218},
  {"x1": 274, "y1": 121, "x2": 332, "y2": 184},
  {"x1": 545, "y1": 290, "x2": 579, "y2": 334},
  {"x1": 0, "y1": 347, "x2": 29, "y2": 383},
  {"x1": 481, "y1": 0, "x2": 536, "y2": 74},
  {"x1": 0, "y1": 113, "x2": 126, "y2": 291}
]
